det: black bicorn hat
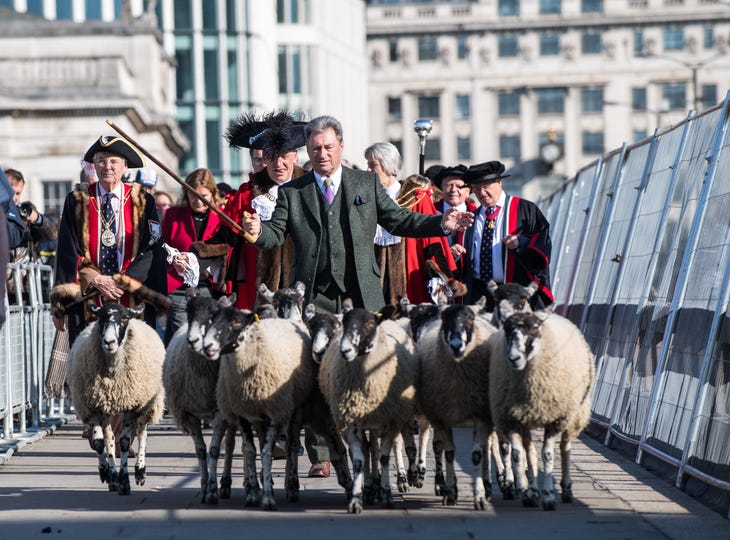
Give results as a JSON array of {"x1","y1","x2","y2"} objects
[
  {"x1": 433, "y1": 164, "x2": 468, "y2": 189},
  {"x1": 225, "y1": 111, "x2": 306, "y2": 157},
  {"x1": 83, "y1": 136, "x2": 145, "y2": 168},
  {"x1": 463, "y1": 160, "x2": 510, "y2": 185}
]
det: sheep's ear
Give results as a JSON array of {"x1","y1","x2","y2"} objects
[
  {"x1": 500, "y1": 301, "x2": 516, "y2": 321},
  {"x1": 534, "y1": 310, "x2": 550, "y2": 324},
  {"x1": 377, "y1": 304, "x2": 399, "y2": 322},
  {"x1": 294, "y1": 281, "x2": 306, "y2": 296},
  {"x1": 90, "y1": 305, "x2": 101, "y2": 315},
  {"x1": 128, "y1": 304, "x2": 145, "y2": 319},
  {"x1": 258, "y1": 283, "x2": 275, "y2": 303},
  {"x1": 399, "y1": 296, "x2": 412, "y2": 314},
  {"x1": 487, "y1": 280, "x2": 499, "y2": 297},
  {"x1": 525, "y1": 281, "x2": 539, "y2": 298},
  {"x1": 341, "y1": 298, "x2": 354, "y2": 315},
  {"x1": 303, "y1": 303, "x2": 317, "y2": 322},
  {"x1": 473, "y1": 296, "x2": 487, "y2": 310},
  {"x1": 185, "y1": 288, "x2": 198, "y2": 299},
  {"x1": 218, "y1": 293, "x2": 236, "y2": 307}
]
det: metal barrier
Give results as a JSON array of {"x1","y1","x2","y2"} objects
[
  {"x1": 540, "y1": 90, "x2": 730, "y2": 514},
  {"x1": 1, "y1": 262, "x2": 65, "y2": 442}
]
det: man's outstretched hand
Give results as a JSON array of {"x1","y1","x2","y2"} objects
[{"x1": 441, "y1": 207, "x2": 475, "y2": 232}]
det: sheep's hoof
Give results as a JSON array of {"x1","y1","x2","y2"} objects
[
  {"x1": 262, "y1": 495, "x2": 277, "y2": 511},
  {"x1": 219, "y1": 476, "x2": 232, "y2": 499},
  {"x1": 363, "y1": 484, "x2": 377, "y2": 505},
  {"x1": 415, "y1": 466, "x2": 426, "y2": 489},
  {"x1": 204, "y1": 485, "x2": 219, "y2": 505},
  {"x1": 347, "y1": 497, "x2": 363, "y2": 514},
  {"x1": 474, "y1": 496, "x2": 488, "y2": 511},
  {"x1": 98, "y1": 465, "x2": 111, "y2": 484},
  {"x1": 118, "y1": 474, "x2": 131, "y2": 496},
  {"x1": 441, "y1": 487, "x2": 457, "y2": 506},
  {"x1": 500, "y1": 478, "x2": 516, "y2": 500},
  {"x1": 407, "y1": 468, "x2": 418, "y2": 487},
  {"x1": 134, "y1": 465, "x2": 146, "y2": 485},
  {"x1": 520, "y1": 487, "x2": 540, "y2": 507},
  {"x1": 396, "y1": 473, "x2": 408, "y2": 493},
  {"x1": 541, "y1": 491, "x2": 556, "y2": 511},
  {"x1": 244, "y1": 488, "x2": 262, "y2": 507},
  {"x1": 381, "y1": 488, "x2": 393, "y2": 509},
  {"x1": 108, "y1": 471, "x2": 119, "y2": 492},
  {"x1": 434, "y1": 471, "x2": 445, "y2": 496},
  {"x1": 560, "y1": 481, "x2": 574, "y2": 503}
]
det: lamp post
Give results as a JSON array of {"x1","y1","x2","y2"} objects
[{"x1": 413, "y1": 119, "x2": 433, "y2": 175}]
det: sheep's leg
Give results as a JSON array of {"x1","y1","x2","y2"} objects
[
  {"x1": 414, "y1": 420, "x2": 431, "y2": 489},
  {"x1": 518, "y1": 430, "x2": 539, "y2": 507},
  {"x1": 321, "y1": 418, "x2": 352, "y2": 498},
  {"x1": 181, "y1": 413, "x2": 209, "y2": 503},
  {"x1": 559, "y1": 431, "x2": 574, "y2": 504},
  {"x1": 204, "y1": 414, "x2": 229, "y2": 504},
  {"x1": 362, "y1": 429, "x2": 380, "y2": 504},
  {"x1": 344, "y1": 425, "x2": 366, "y2": 514},
  {"x1": 134, "y1": 420, "x2": 149, "y2": 486},
  {"x1": 440, "y1": 427, "x2": 458, "y2": 506},
  {"x1": 432, "y1": 428, "x2": 446, "y2": 497},
  {"x1": 392, "y1": 433, "x2": 409, "y2": 493},
  {"x1": 378, "y1": 432, "x2": 396, "y2": 508},
  {"x1": 508, "y1": 430, "x2": 532, "y2": 506},
  {"x1": 471, "y1": 422, "x2": 490, "y2": 510},
  {"x1": 103, "y1": 421, "x2": 119, "y2": 491},
  {"x1": 116, "y1": 417, "x2": 135, "y2": 495},
  {"x1": 260, "y1": 420, "x2": 279, "y2": 510},
  {"x1": 540, "y1": 426, "x2": 560, "y2": 511},
  {"x1": 497, "y1": 435, "x2": 516, "y2": 499},
  {"x1": 241, "y1": 420, "x2": 261, "y2": 507},
  {"x1": 285, "y1": 411, "x2": 303, "y2": 503},
  {"x1": 220, "y1": 421, "x2": 236, "y2": 499},
  {"x1": 90, "y1": 417, "x2": 111, "y2": 487}
]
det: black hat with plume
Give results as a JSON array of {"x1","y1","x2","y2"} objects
[{"x1": 225, "y1": 111, "x2": 306, "y2": 158}]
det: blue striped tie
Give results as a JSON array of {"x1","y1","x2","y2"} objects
[{"x1": 100, "y1": 193, "x2": 118, "y2": 275}]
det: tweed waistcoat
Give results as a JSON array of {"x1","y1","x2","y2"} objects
[{"x1": 315, "y1": 187, "x2": 348, "y2": 292}]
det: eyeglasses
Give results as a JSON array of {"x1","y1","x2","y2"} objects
[
  {"x1": 94, "y1": 157, "x2": 126, "y2": 168},
  {"x1": 443, "y1": 183, "x2": 468, "y2": 191}
]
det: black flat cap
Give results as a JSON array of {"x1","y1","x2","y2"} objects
[
  {"x1": 463, "y1": 161, "x2": 510, "y2": 185},
  {"x1": 433, "y1": 164, "x2": 468, "y2": 189},
  {"x1": 225, "y1": 111, "x2": 306, "y2": 156},
  {"x1": 83, "y1": 136, "x2": 145, "y2": 168}
]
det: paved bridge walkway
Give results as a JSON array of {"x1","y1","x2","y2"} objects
[{"x1": 0, "y1": 417, "x2": 727, "y2": 540}]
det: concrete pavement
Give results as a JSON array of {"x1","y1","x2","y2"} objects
[{"x1": 0, "y1": 416, "x2": 727, "y2": 540}]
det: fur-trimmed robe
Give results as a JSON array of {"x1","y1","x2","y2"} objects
[
  {"x1": 202, "y1": 166, "x2": 305, "y2": 309},
  {"x1": 51, "y1": 182, "x2": 168, "y2": 343}
]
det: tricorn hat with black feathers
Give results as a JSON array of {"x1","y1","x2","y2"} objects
[{"x1": 225, "y1": 111, "x2": 306, "y2": 158}]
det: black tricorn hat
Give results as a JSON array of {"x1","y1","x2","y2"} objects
[
  {"x1": 83, "y1": 136, "x2": 145, "y2": 168},
  {"x1": 463, "y1": 160, "x2": 510, "y2": 185},
  {"x1": 225, "y1": 111, "x2": 306, "y2": 156},
  {"x1": 433, "y1": 164, "x2": 468, "y2": 189}
]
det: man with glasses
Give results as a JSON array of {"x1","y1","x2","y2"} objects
[{"x1": 461, "y1": 160, "x2": 553, "y2": 310}]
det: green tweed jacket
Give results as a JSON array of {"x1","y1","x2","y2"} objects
[{"x1": 255, "y1": 167, "x2": 444, "y2": 312}]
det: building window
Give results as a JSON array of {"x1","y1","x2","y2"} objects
[
  {"x1": 43, "y1": 181, "x2": 73, "y2": 217},
  {"x1": 538, "y1": 131, "x2": 564, "y2": 147},
  {"x1": 203, "y1": 1, "x2": 217, "y2": 29},
  {"x1": 536, "y1": 88, "x2": 565, "y2": 114},
  {"x1": 663, "y1": 83, "x2": 686, "y2": 109},
  {"x1": 455, "y1": 94, "x2": 471, "y2": 118},
  {"x1": 56, "y1": 0, "x2": 73, "y2": 19},
  {"x1": 582, "y1": 131, "x2": 604, "y2": 154},
  {"x1": 663, "y1": 26, "x2": 684, "y2": 51},
  {"x1": 498, "y1": 0, "x2": 519, "y2": 16},
  {"x1": 581, "y1": 0, "x2": 602, "y2": 12},
  {"x1": 498, "y1": 91, "x2": 521, "y2": 116},
  {"x1": 277, "y1": 0, "x2": 309, "y2": 23},
  {"x1": 226, "y1": 0, "x2": 236, "y2": 33},
  {"x1": 389, "y1": 40, "x2": 398, "y2": 62},
  {"x1": 632, "y1": 87, "x2": 647, "y2": 111},
  {"x1": 418, "y1": 95, "x2": 440, "y2": 118},
  {"x1": 701, "y1": 84, "x2": 717, "y2": 108},
  {"x1": 456, "y1": 36, "x2": 469, "y2": 60},
  {"x1": 177, "y1": 106, "x2": 196, "y2": 174},
  {"x1": 227, "y1": 46, "x2": 239, "y2": 101},
  {"x1": 388, "y1": 97, "x2": 402, "y2": 121},
  {"x1": 457, "y1": 137, "x2": 471, "y2": 160},
  {"x1": 113, "y1": 0, "x2": 125, "y2": 18},
  {"x1": 581, "y1": 88, "x2": 604, "y2": 113},
  {"x1": 581, "y1": 32, "x2": 603, "y2": 54},
  {"x1": 85, "y1": 0, "x2": 102, "y2": 19},
  {"x1": 500, "y1": 135, "x2": 521, "y2": 160},
  {"x1": 174, "y1": 0, "x2": 193, "y2": 29},
  {"x1": 206, "y1": 107, "x2": 222, "y2": 172},
  {"x1": 540, "y1": 0, "x2": 561, "y2": 15},
  {"x1": 634, "y1": 29, "x2": 644, "y2": 55},
  {"x1": 540, "y1": 33, "x2": 561, "y2": 56},
  {"x1": 175, "y1": 36, "x2": 194, "y2": 102},
  {"x1": 203, "y1": 37, "x2": 219, "y2": 101},
  {"x1": 704, "y1": 27, "x2": 714, "y2": 49},
  {"x1": 498, "y1": 35, "x2": 519, "y2": 57},
  {"x1": 278, "y1": 44, "x2": 306, "y2": 96},
  {"x1": 418, "y1": 37, "x2": 439, "y2": 61},
  {"x1": 425, "y1": 138, "x2": 441, "y2": 161}
]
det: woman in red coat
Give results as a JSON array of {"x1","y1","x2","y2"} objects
[{"x1": 161, "y1": 168, "x2": 224, "y2": 345}]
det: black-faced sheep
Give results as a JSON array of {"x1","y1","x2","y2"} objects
[
  {"x1": 417, "y1": 301, "x2": 509, "y2": 510},
  {"x1": 66, "y1": 303, "x2": 165, "y2": 495},
  {"x1": 487, "y1": 280, "x2": 539, "y2": 327},
  {"x1": 488, "y1": 309, "x2": 595, "y2": 510},
  {"x1": 318, "y1": 305, "x2": 419, "y2": 513},
  {"x1": 258, "y1": 280, "x2": 306, "y2": 320},
  {"x1": 163, "y1": 293, "x2": 237, "y2": 504}
]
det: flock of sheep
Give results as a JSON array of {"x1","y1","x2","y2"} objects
[{"x1": 65, "y1": 280, "x2": 595, "y2": 513}]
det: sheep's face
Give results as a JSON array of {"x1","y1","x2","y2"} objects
[
  {"x1": 502, "y1": 311, "x2": 546, "y2": 370},
  {"x1": 407, "y1": 303, "x2": 441, "y2": 343},
  {"x1": 91, "y1": 303, "x2": 143, "y2": 355},
  {"x1": 440, "y1": 304, "x2": 476, "y2": 358},
  {"x1": 304, "y1": 308, "x2": 342, "y2": 364},
  {"x1": 339, "y1": 308, "x2": 379, "y2": 362},
  {"x1": 259, "y1": 281, "x2": 306, "y2": 321},
  {"x1": 186, "y1": 295, "x2": 219, "y2": 353},
  {"x1": 202, "y1": 306, "x2": 255, "y2": 361},
  {"x1": 488, "y1": 281, "x2": 538, "y2": 328}
]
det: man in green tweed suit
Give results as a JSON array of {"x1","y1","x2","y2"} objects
[{"x1": 243, "y1": 115, "x2": 474, "y2": 313}]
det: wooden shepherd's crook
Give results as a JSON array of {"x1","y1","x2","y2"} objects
[{"x1": 105, "y1": 119, "x2": 257, "y2": 243}]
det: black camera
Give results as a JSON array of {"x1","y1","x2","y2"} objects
[{"x1": 18, "y1": 201, "x2": 35, "y2": 220}]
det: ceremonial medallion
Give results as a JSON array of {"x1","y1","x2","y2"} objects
[
  {"x1": 487, "y1": 220, "x2": 495, "y2": 230},
  {"x1": 101, "y1": 228, "x2": 116, "y2": 247}
]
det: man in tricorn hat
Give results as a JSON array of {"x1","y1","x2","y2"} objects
[
  {"x1": 461, "y1": 160, "x2": 553, "y2": 309},
  {"x1": 51, "y1": 135, "x2": 168, "y2": 342},
  {"x1": 199, "y1": 111, "x2": 307, "y2": 309}
]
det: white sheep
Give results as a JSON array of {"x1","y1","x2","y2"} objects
[
  {"x1": 66, "y1": 303, "x2": 165, "y2": 495},
  {"x1": 202, "y1": 305, "x2": 352, "y2": 510},
  {"x1": 417, "y1": 301, "x2": 510, "y2": 510},
  {"x1": 318, "y1": 305, "x2": 419, "y2": 513},
  {"x1": 488, "y1": 309, "x2": 595, "y2": 510},
  {"x1": 163, "y1": 293, "x2": 237, "y2": 505}
]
